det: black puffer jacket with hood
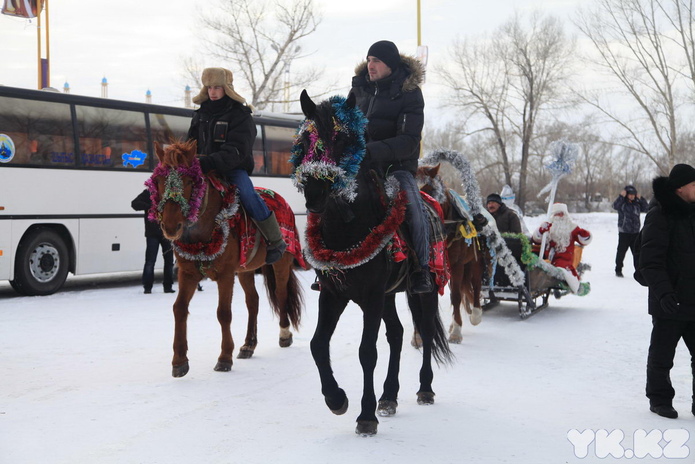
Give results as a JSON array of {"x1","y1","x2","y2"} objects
[
  {"x1": 639, "y1": 176, "x2": 695, "y2": 320},
  {"x1": 349, "y1": 55, "x2": 425, "y2": 175}
]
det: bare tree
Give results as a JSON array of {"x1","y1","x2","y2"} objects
[
  {"x1": 575, "y1": 0, "x2": 695, "y2": 174},
  {"x1": 437, "y1": 12, "x2": 575, "y2": 210},
  {"x1": 194, "y1": 0, "x2": 323, "y2": 110}
]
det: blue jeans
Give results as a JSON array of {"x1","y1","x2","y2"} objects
[
  {"x1": 227, "y1": 169, "x2": 271, "y2": 221},
  {"x1": 392, "y1": 170, "x2": 429, "y2": 270},
  {"x1": 143, "y1": 236, "x2": 174, "y2": 290}
]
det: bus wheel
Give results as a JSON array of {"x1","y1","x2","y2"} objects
[{"x1": 11, "y1": 228, "x2": 69, "y2": 296}]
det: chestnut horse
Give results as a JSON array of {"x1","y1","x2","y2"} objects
[
  {"x1": 292, "y1": 91, "x2": 452, "y2": 436},
  {"x1": 148, "y1": 140, "x2": 303, "y2": 378},
  {"x1": 417, "y1": 162, "x2": 488, "y2": 343}
]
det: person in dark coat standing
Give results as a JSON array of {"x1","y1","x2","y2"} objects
[
  {"x1": 348, "y1": 40, "x2": 432, "y2": 294},
  {"x1": 613, "y1": 184, "x2": 648, "y2": 277},
  {"x1": 486, "y1": 193, "x2": 522, "y2": 234},
  {"x1": 131, "y1": 189, "x2": 175, "y2": 294},
  {"x1": 639, "y1": 163, "x2": 695, "y2": 419},
  {"x1": 188, "y1": 67, "x2": 286, "y2": 264}
]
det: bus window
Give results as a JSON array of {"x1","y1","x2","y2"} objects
[
  {"x1": 150, "y1": 113, "x2": 192, "y2": 148},
  {"x1": 0, "y1": 95, "x2": 74, "y2": 167},
  {"x1": 75, "y1": 106, "x2": 148, "y2": 170},
  {"x1": 252, "y1": 124, "x2": 265, "y2": 174},
  {"x1": 264, "y1": 125, "x2": 297, "y2": 176}
]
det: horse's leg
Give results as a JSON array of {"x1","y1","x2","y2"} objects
[
  {"x1": 268, "y1": 253, "x2": 296, "y2": 348},
  {"x1": 310, "y1": 291, "x2": 349, "y2": 415},
  {"x1": 378, "y1": 294, "x2": 403, "y2": 417},
  {"x1": 214, "y1": 274, "x2": 236, "y2": 372},
  {"x1": 354, "y1": 297, "x2": 385, "y2": 436},
  {"x1": 171, "y1": 273, "x2": 199, "y2": 378},
  {"x1": 236, "y1": 271, "x2": 258, "y2": 359},
  {"x1": 448, "y1": 242, "x2": 465, "y2": 343},
  {"x1": 408, "y1": 290, "x2": 437, "y2": 405},
  {"x1": 467, "y1": 243, "x2": 484, "y2": 326}
]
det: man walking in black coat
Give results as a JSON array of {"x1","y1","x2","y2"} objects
[
  {"x1": 613, "y1": 185, "x2": 648, "y2": 277},
  {"x1": 638, "y1": 164, "x2": 695, "y2": 418}
]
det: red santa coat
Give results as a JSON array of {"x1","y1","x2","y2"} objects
[{"x1": 532, "y1": 224, "x2": 592, "y2": 278}]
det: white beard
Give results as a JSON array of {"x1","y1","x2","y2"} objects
[{"x1": 548, "y1": 216, "x2": 576, "y2": 253}]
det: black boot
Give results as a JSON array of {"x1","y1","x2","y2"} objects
[
  {"x1": 255, "y1": 212, "x2": 287, "y2": 265},
  {"x1": 650, "y1": 404, "x2": 678, "y2": 418},
  {"x1": 409, "y1": 269, "x2": 433, "y2": 295}
]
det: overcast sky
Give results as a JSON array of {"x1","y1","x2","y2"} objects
[{"x1": 1, "y1": 0, "x2": 583, "y2": 115}]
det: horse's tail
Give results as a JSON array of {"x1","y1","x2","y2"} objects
[
  {"x1": 410, "y1": 294, "x2": 455, "y2": 366},
  {"x1": 261, "y1": 263, "x2": 303, "y2": 330}
]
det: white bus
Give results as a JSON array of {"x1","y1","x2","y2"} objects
[{"x1": 0, "y1": 85, "x2": 305, "y2": 296}]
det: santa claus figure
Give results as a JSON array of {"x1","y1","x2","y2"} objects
[{"x1": 532, "y1": 203, "x2": 591, "y2": 293}]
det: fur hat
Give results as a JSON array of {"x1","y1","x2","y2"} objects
[
  {"x1": 486, "y1": 193, "x2": 502, "y2": 205},
  {"x1": 551, "y1": 203, "x2": 569, "y2": 216},
  {"x1": 667, "y1": 164, "x2": 695, "y2": 189},
  {"x1": 192, "y1": 67, "x2": 247, "y2": 105},
  {"x1": 625, "y1": 185, "x2": 637, "y2": 195},
  {"x1": 367, "y1": 40, "x2": 401, "y2": 71}
]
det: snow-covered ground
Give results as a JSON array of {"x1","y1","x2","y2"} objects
[{"x1": 1, "y1": 213, "x2": 693, "y2": 464}]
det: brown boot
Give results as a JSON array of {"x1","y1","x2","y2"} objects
[{"x1": 255, "y1": 211, "x2": 287, "y2": 264}]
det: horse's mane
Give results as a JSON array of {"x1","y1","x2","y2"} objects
[{"x1": 161, "y1": 139, "x2": 197, "y2": 168}]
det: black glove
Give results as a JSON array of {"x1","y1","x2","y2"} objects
[
  {"x1": 473, "y1": 213, "x2": 488, "y2": 229},
  {"x1": 198, "y1": 155, "x2": 214, "y2": 174},
  {"x1": 660, "y1": 293, "x2": 680, "y2": 315}
]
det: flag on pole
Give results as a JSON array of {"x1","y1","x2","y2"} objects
[{"x1": 2, "y1": 0, "x2": 42, "y2": 18}]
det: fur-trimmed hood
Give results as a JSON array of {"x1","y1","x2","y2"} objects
[
  {"x1": 352, "y1": 55, "x2": 425, "y2": 93},
  {"x1": 652, "y1": 176, "x2": 694, "y2": 216}
]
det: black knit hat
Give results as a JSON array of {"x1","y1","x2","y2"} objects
[
  {"x1": 486, "y1": 193, "x2": 502, "y2": 205},
  {"x1": 668, "y1": 164, "x2": 695, "y2": 189},
  {"x1": 367, "y1": 40, "x2": 401, "y2": 71},
  {"x1": 625, "y1": 185, "x2": 637, "y2": 195}
]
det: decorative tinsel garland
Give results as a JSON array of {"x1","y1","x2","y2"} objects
[
  {"x1": 419, "y1": 150, "x2": 525, "y2": 287},
  {"x1": 304, "y1": 190, "x2": 407, "y2": 270},
  {"x1": 145, "y1": 159, "x2": 207, "y2": 223},
  {"x1": 290, "y1": 95, "x2": 369, "y2": 202}
]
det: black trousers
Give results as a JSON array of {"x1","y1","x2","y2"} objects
[
  {"x1": 142, "y1": 236, "x2": 174, "y2": 291},
  {"x1": 646, "y1": 316, "x2": 695, "y2": 407},
  {"x1": 615, "y1": 232, "x2": 639, "y2": 272}
]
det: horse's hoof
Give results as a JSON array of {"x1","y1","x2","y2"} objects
[
  {"x1": 355, "y1": 420, "x2": 378, "y2": 436},
  {"x1": 470, "y1": 307, "x2": 483, "y2": 326},
  {"x1": 327, "y1": 389, "x2": 349, "y2": 415},
  {"x1": 214, "y1": 361, "x2": 233, "y2": 372},
  {"x1": 279, "y1": 334, "x2": 293, "y2": 348},
  {"x1": 448, "y1": 334, "x2": 463, "y2": 344},
  {"x1": 172, "y1": 362, "x2": 189, "y2": 378},
  {"x1": 417, "y1": 391, "x2": 435, "y2": 405},
  {"x1": 237, "y1": 347, "x2": 255, "y2": 359},
  {"x1": 377, "y1": 400, "x2": 398, "y2": 417}
]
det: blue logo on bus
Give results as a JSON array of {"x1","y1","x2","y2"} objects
[
  {"x1": 0, "y1": 134, "x2": 15, "y2": 163},
  {"x1": 122, "y1": 149, "x2": 147, "y2": 168}
]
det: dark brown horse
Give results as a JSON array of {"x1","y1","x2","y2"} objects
[
  {"x1": 148, "y1": 140, "x2": 303, "y2": 377},
  {"x1": 417, "y1": 163, "x2": 488, "y2": 343}
]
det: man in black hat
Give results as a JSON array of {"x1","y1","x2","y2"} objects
[
  {"x1": 612, "y1": 184, "x2": 648, "y2": 277},
  {"x1": 349, "y1": 40, "x2": 432, "y2": 294},
  {"x1": 638, "y1": 163, "x2": 695, "y2": 419},
  {"x1": 486, "y1": 193, "x2": 522, "y2": 234}
]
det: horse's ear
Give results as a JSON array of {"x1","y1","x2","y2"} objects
[
  {"x1": 185, "y1": 140, "x2": 197, "y2": 163},
  {"x1": 346, "y1": 91, "x2": 356, "y2": 109},
  {"x1": 300, "y1": 89, "x2": 316, "y2": 119},
  {"x1": 154, "y1": 141, "x2": 165, "y2": 162},
  {"x1": 431, "y1": 163, "x2": 441, "y2": 176}
]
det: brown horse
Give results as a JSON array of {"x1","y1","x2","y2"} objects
[
  {"x1": 417, "y1": 163, "x2": 487, "y2": 343},
  {"x1": 148, "y1": 140, "x2": 304, "y2": 377}
]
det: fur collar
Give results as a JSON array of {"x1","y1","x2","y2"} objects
[
  {"x1": 353, "y1": 55, "x2": 424, "y2": 92},
  {"x1": 652, "y1": 176, "x2": 695, "y2": 216}
]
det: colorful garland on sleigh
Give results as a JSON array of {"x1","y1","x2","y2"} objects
[{"x1": 304, "y1": 190, "x2": 407, "y2": 270}]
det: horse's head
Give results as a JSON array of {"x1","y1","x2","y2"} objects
[
  {"x1": 291, "y1": 90, "x2": 368, "y2": 213},
  {"x1": 416, "y1": 162, "x2": 452, "y2": 217},
  {"x1": 145, "y1": 140, "x2": 207, "y2": 240}
]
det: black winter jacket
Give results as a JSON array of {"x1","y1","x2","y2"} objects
[
  {"x1": 187, "y1": 96, "x2": 257, "y2": 175},
  {"x1": 491, "y1": 203, "x2": 522, "y2": 234},
  {"x1": 131, "y1": 189, "x2": 163, "y2": 239},
  {"x1": 613, "y1": 194, "x2": 648, "y2": 233},
  {"x1": 638, "y1": 176, "x2": 695, "y2": 320},
  {"x1": 349, "y1": 55, "x2": 425, "y2": 175}
]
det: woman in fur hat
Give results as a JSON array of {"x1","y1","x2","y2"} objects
[
  {"x1": 188, "y1": 67, "x2": 286, "y2": 264},
  {"x1": 638, "y1": 163, "x2": 695, "y2": 419},
  {"x1": 348, "y1": 40, "x2": 432, "y2": 294}
]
